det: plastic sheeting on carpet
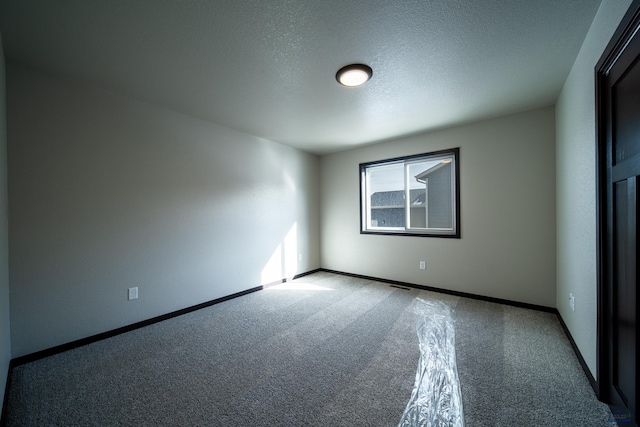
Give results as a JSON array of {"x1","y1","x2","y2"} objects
[{"x1": 398, "y1": 298, "x2": 464, "y2": 427}]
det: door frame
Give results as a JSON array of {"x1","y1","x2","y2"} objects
[{"x1": 596, "y1": 0, "x2": 640, "y2": 408}]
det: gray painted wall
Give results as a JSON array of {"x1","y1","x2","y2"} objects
[
  {"x1": 321, "y1": 107, "x2": 556, "y2": 307},
  {"x1": 7, "y1": 63, "x2": 320, "y2": 357},
  {"x1": 556, "y1": 0, "x2": 632, "y2": 377},
  {"x1": 0, "y1": 31, "x2": 11, "y2": 417}
]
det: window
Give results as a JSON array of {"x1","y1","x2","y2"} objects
[{"x1": 360, "y1": 148, "x2": 460, "y2": 237}]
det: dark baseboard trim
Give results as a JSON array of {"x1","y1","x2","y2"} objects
[
  {"x1": 3, "y1": 267, "x2": 598, "y2": 423},
  {"x1": 0, "y1": 271, "x2": 310, "y2": 423},
  {"x1": 10, "y1": 284, "x2": 266, "y2": 368},
  {"x1": 1, "y1": 359, "x2": 14, "y2": 427},
  {"x1": 319, "y1": 269, "x2": 556, "y2": 313},
  {"x1": 292, "y1": 268, "x2": 323, "y2": 279},
  {"x1": 9, "y1": 269, "x2": 322, "y2": 368},
  {"x1": 556, "y1": 312, "x2": 598, "y2": 395},
  {"x1": 261, "y1": 279, "x2": 286, "y2": 288},
  {"x1": 320, "y1": 269, "x2": 599, "y2": 398}
]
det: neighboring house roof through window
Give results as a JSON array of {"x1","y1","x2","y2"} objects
[
  {"x1": 414, "y1": 161, "x2": 450, "y2": 183},
  {"x1": 371, "y1": 189, "x2": 426, "y2": 208}
]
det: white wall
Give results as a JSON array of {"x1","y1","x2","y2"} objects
[
  {"x1": 0, "y1": 31, "x2": 11, "y2": 417},
  {"x1": 321, "y1": 107, "x2": 556, "y2": 307},
  {"x1": 556, "y1": 0, "x2": 631, "y2": 377},
  {"x1": 7, "y1": 63, "x2": 320, "y2": 357}
]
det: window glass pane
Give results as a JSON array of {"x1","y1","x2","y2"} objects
[
  {"x1": 368, "y1": 163, "x2": 405, "y2": 228},
  {"x1": 409, "y1": 159, "x2": 453, "y2": 229}
]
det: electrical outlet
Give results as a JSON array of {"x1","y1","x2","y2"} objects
[
  {"x1": 128, "y1": 287, "x2": 138, "y2": 301},
  {"x1": 569, "y1": 293, "x2": 575, "y2": 312},
  {"x1": 298, "y1": 253, "x2": 302, "y2": 262},
  {"x1": 419, "y1": 261, "x2": 426, "y2": 270}
]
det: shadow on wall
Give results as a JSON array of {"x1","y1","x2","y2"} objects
[{"x1": 261, "y1": 222, "x2": 299, "y2": 285}]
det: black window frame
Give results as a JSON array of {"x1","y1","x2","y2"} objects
[{"x1": 359, "y1": 147, "x2": 460, "y2": 238}]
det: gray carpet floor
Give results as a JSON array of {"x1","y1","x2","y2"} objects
[{"x1": 4, "y1": 272, "x2": 614, "y2": 426}]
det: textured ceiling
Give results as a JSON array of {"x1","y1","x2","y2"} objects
[{"x1": 0, "y1": 0, "x2": 603, "y2": 154}]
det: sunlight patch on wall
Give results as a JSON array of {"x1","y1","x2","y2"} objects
[
  {"x1": 261, "y1": 243, "x2": 283, "y2": 285},
  {"x1": 284, "y1": 223, "x2": 297, "y2": 278},
  {"x1": 261, "y1": 223, "x2": 298, "y2": 285}
]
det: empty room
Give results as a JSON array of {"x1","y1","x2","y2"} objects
[{"x1": 0, "y1": 0, "x2": 638, "y2": 426}]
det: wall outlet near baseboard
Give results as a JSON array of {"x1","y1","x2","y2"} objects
[
  {"x1": 419, "y1": 261, "x2": 426, "y2": 270},
  {"x1": 128, "y1": 287, "x2": 138, "y2": 301},
  {"x1": 569, "y1": 293, "x2": 575, "y2": 312}
]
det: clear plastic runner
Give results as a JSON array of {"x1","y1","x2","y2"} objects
[{"x1": 398, "y1": 298, "x2": 464, "y2": 427}]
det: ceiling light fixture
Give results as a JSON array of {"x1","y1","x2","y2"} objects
[{"x1": 336, "y1": 64, "x2": 373, "y2": 87}]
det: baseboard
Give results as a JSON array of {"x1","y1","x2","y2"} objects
[
  {"x1": 8, "y1": 267, "x2": 551, "y2": 367},
  {"x1": 292, "y1": 268, "x2": 323, "y2": 279},
  {"x1": 10, "y1": 284, "x2": 267, "y2": 368},
  {"x1": 556, "y1": 312, "x2": 598, "y2": 395},
  {"x1": 5, "y1": 268, "x2": 597, "y2": 423},
  {"x1": 9, "y1": 270, "x2": 324, "y2": 368},
  {"x1": 319, "y1": 269, "x2": 556, "y2": 313},
  {"x1": 320, "y1": 268, "x2": 600, "y2": 398}
]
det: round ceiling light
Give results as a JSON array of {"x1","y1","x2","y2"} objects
[{"x1": 336, "y1": 64, "x2": 373, "y2": 87}]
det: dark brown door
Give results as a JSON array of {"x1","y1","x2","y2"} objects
[{"x1": 597, "y1": 4, "x2": 640, "y2": 425}]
